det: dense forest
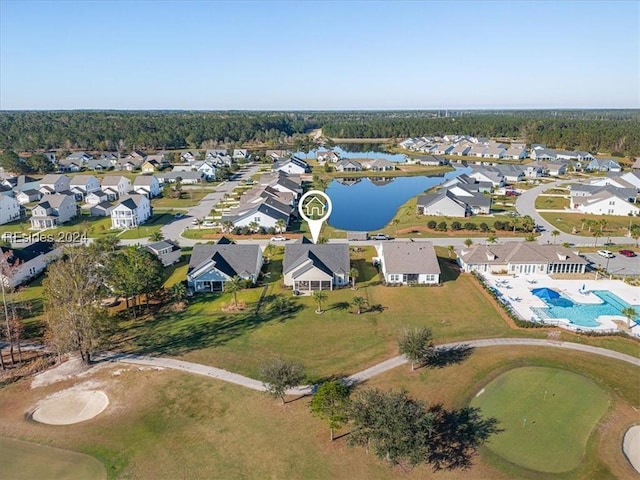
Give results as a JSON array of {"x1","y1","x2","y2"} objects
[{"x1": 0, "y1": 110, "x2": 639, "y2": 155}]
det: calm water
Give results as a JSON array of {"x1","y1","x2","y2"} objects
[
  {"x1": 294, "y1": 145, "x2": 408, "y2": 163},
  {"x1": 326, "y1": 168, "x2": 469, "y2": 231}
]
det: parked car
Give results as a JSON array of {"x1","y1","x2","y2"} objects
[
  {"x1": 619, "y1": 249, "x2": 637, "y2": 257},
  {"x1": 505, "y1": 190, "x2": 519, "y2": 197},
  {"x1": 597, "y1": 250, "x2": 615, "y2": 258},
  {"x1": 370, "y1": 233, "x2": 390, "y2": 240},
  {"x1": 174, "y1": 213, "x2": 184, "y2": 219},
  {"x1": 270, "y1": 235, "x2": 287, "y2": 242}
]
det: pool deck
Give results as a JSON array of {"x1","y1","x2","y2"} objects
[{"x1": 483, "y1": 273, "x2": 640, "y2": 336}]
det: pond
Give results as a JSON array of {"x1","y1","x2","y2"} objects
[
  {"x1": 326, "y1": 167, "x2": 470, "y2": 232},
  {"x1": 294, "y1": 144, "x2": 408, "y2": 163}
]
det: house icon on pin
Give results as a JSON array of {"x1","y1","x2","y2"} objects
[{"x1": 304, "y1": 195, "x2": 326, "y2": 218}]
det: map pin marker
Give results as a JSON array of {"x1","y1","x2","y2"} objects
[{"x1": 298, "y1": 190, "x2": 333, "y2": 244}]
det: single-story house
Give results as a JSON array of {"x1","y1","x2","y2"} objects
[
  {"x1": 458, "y1": 242, "x2": 587, "y2": 275},
  {"x1": 416, "y1": 190, "x2": 470, "y2": 217},
  {"x1": 283, "y1": 240, "x2": 350, "y2": 293},
  {"x1": 586, "y1": 158, "x2": 622, "y2": 173},
  {"x1": 375, "y1": 242, "x2": 441, "y2": 285},
  {"x1": 187, "y1": 241, "x2": 263, "y2": 293},
  {"x1": 361, "y1": 158, "x2": 395, "y2": 171},
  {"x1": 86, "y1": 190, "x2": 109, "y2": 205},
  {"x1": 335, "y1": 159, "x2": 363, "y2": 172},
  {"x1": 273, "y1": 157, "x2": 310, "y2": 175}
]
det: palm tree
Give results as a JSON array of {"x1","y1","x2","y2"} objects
[
  {"x1": 630, "y1": 224, "x2": 640, "y2": 247},
  {"x1": 149, "y1": 230, "x2": 164, "y2": 242},
  {"x1": 585, "y1": 219, "x2": 594, "y2": 232},
  {"x1": 271, "y1": 295, "x2": 290, "y2": 315},
  {"x1": 392, "y1": 218, "x2": 400, "y2": 236},
  {"x1": 170, "y1": 283, "x2": 187, "y2": 303},
  {"x1": 222, "y1": 221, "x2": 234, "y2": 233},
  {"x1": 248, "y1": 221, "x2": 260, "y2": 233},
  {"x1": 598, "y1": 218, "x2": 608, "y2": 233},
  {"x1": 621, "y1": 307, "x2": 638, "y2": 329},
  {"x1": 511, "y1": 216, "x2": 521, "y2": 233},
  {"x1": 224, "y1": 276, "x2": 244, "y2": 307},
  {"x1": 349, "y1": 267, "x2": 359, "y2": 290},
  {"x1": 195, "y1": 218, "x2": 204, "y2": 230},
  {"x1": 352, "y1": 296, "x2": 367, "y2": 315},
  {"x1": 447, "y1": 245, "x2": 455, "y2": 258},
  {"x1": 580, "y1": 218, "x2": 587, "y2": 231},
  {"x1": 275, "y1": 218, "x2": 287, "y2": 234},
  {"x1": 312, "y1": 290, "x2": 328, "y2": 313},
  {"x1": 464, "y1": 238, "x2": 473, "y2": 248},
  {"x1": 487, "y1": 234, "x2": 497, "y2": 245},
  {"x1": 592, "y1": 230, "x2": 602, "y2": 247},
  {"x1": 551, "y1": 230, "x2": 560, "y2": 244},
  {"x1": 521, "y1": 215, "x2": 535, "y2": 233}
]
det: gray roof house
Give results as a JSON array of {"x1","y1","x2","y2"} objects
[
  {"x1": 335, "y1": 159, "x2": 362, "y2": 172},
  {"x1": 283, "y1": 240, "x2": 350, "y2": 293},
  {"x1": 458, "y1": 242, "x2": 587, "y2": 275},
  {"x1": 187, "y1": 241, "x2": 263, "y2": 293},
  {"x1": 375, "y1": 242, "x2": 441, "y2": 285},
  {"x1": 361, "y1": 158, "x2": 395, "y2": 171},
  {"x1": 146, "y1": 240, "x2": 182, "y2": 267},
  {"x1": 30, "y1": 194, "x2": 77, "y2": 229},
  {"x1": 416, "y1": 191, "x2": 469, "y2": 217},
  {"x1": 89, "y1": 201, "x2": 115, "y2": 217}
]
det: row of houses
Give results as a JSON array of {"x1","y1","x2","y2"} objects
[
  {"x1": 416, "y1": 174, "x2": 492, "y2": 218},
  {"x1": 221, "y1": 171, "x2": 303, "y2": 231},
  {"x1": 398, "y1": 137, "x2": 623, "y2": 172},
  {"x1": 568, "y1": 171, "x2": 640, "y2": 216},
  {"x1": 186, "y1": 237, "x2": 443, "y2": 294}
]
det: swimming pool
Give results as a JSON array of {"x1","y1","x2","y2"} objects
[{"x1": 531, "y1": 290, "x2": 640, "y2": 328}]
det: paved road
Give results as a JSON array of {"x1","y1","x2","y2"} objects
[
  {"x1": 160, "y1": 164, "x2": 264, "y2": 245},
  {"x1": 516, "y1": 179, "x2": 634, "y2": 246},
  {"x1": 108, "y1": 338, "x2": 640, "y2": 396}
]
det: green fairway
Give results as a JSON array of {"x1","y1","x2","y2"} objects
[
  {"x1": 471, "y1": 367, "x2": 610, "y2": 474},
  {"x1": 0, "y1": 437, "x2": 106, "y2": 480}
]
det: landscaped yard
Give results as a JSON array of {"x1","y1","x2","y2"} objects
[
  {"x1": 539, "y1": 212, "x2": 639, "y2": 238},
  {"x1": 534, "y1": 195, "x2": 570, "y2": 210},
  {"x1": 151, "y1": 191, "x2": 209, "y2": 209},
  {"x1": 115, "y1": 213, "x2": 174, "y2": 239}
]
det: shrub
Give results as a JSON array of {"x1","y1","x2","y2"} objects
[
  {"x1": 479, "y1": 222, "x2": 490, "y2": 232},
  {"x1": 451, "y1": 221, "x2": 462, "y2": 231},
  {"x1": 464, "y1": 222, "x2": 477, "y2": 231},
  {"x1": 437, "y1": 221, "x2": 448, "y2": 231},
  {"x1": 427, "y1": 220, "x2": 437, "y2": 229}
]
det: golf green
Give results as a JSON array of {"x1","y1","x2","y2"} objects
[
  {"x1": 0, "y1": 437, "x2": 106, "y2": 480},
  {"x1": 471, "y1": 367, "x2": 610, "y2": 473}
]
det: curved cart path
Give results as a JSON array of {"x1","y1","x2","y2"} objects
[{"x1": 106, "y1": 338, "x2": 640, "y2": 395}]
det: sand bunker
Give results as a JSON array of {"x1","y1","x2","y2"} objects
[
  {"x1": 623, "y1": 425, "x2": 640, "y2": 474},
  {"x1": 32, "y1": 390, "x2": 109, "y2": 425}
]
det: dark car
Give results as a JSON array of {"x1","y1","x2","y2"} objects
[{"x1": 619, "y1": 249, "x2": 637, "y2": 257}]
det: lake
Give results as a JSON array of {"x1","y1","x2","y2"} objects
[
  {"x1": 326, "y1": 168, "x2": 470, "y2": 232},
  {"x1": 294, "y1": 145, "x2": 408, "y2": 163}
]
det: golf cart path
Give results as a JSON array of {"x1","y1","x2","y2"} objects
[{"x1": 109, "y1": 338, "x2": 640, "y2": 395}]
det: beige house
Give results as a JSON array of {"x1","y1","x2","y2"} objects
[{"x1": 283, "y1": 240, "x2": 350, "y2": 293}]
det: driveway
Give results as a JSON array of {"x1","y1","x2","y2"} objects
[
  {"x1": 515, "y1": 179, "x2": 634, "y2": 246},
  {"x1": 583, "y1": 252, "x2": 640, "y2": 277},
  {"x1": 161, "y1": 164, "x2": 263, "y2": 245}
]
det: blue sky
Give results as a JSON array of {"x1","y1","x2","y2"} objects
[{"x1": 1, "y1": 1, "x2": 638, "y2": 110}]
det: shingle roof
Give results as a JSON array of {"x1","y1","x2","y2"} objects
[
  {"x1": 380, "y1": 242, "x2": 440, "y2": 275},
  {"x1": 188, "y1": 243, "x2": 261, "y2": 279},
  {"x1": 1, "y1": 241, "x2": 57, "y2": 264},
  {"x1": 283, "y1": 242, "x2": 350, "y2": 277},
  {"x1": 460, "y1": 242, "x2": 587, "y2": 266}
]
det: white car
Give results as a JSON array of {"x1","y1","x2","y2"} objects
[
  {"x1": 270, "y1": 236, "x2": 287, "y2": 242},
  {"x1": 597, "y1": 250, "x2": 615, "y2": 258}
]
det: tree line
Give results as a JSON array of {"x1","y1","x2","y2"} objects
[{"x1": 1, "y1": 110, "x2": 639, "y2": 155}]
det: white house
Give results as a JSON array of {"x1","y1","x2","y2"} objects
[
  {"x1": 571, "y1": 191, "x2": 640, "y2": 216},
  {"x1": 193, "y1": 160, "x2": 217, "y2": 180},
  {"x1": 273, "y1": 157, "x2": 310, "y2": 175},
  {"x1": 503, "y1": 146, "x2": 527, "y2": 160},
  {"x1": 133, "y1": 176, "x2": 161, "y2": 198},
  {"x1": 30, "y1": 194, "x2": 77, "y2": 229},
  {"x1": 233, "y1": 149, "x2": 249, "y2": 160},
  {"x1": 0, "y1": 241, "x2": 63, "y2": 288},
  {"x1": 0, "y1": 194, "x2": 21, "y2": 225},
  {"x1": 222, "y1": 203, "x2": 289, "y2": 231},
  {"x1": 85, "y1": 190, "x2": 109, "y2": 205},
  {"x1": 416, "y1": 191, "x2": 469, "y2": 217},
  {"x1": 15, "y1": 189, "x2": 42, "y2": 205},
  {"x1": 335, "y1": 159, "x2": 362, "y2": 172},
  {"x1": 101, "y1": 175, "x2": 132, "y2": 201},
  {"x1": 39, "y1": 174, "x2": 71, "y2": 195},
  {"x1": 69, "y1": 175, "x2": 101, "y2": 200},
  {"x1": 375, "y1": 242, "x2": 440, "y2": 285},
  {"x1": 110, "y1": 194, "x2": 151, "y2": 229},
  {"x1": 146, "y1": 240, "x2": 182, "y2": 267}
]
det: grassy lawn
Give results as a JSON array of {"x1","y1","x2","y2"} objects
[
  {"x1": 0, "y1": 345, "x2": 636, "y2": 480},
  {"x1": 470, "y1": 367, "x2": 610, "y2": 473},
  {"x1": 151, "y1": 191, "x2": 209, "y2": 209},
  {"x1": 116, "y1": 213, "x2": 174, "y2": 239},
  {"x1": 539, "y1": 212, "x2": 639, "y2": 237},
  {"x1": 535, "y1": 195, "x2": 570, "y2": 210},
  {"x1": 116, "y1": 251, "x2": 530, "y2": 380},
  {"x1": 1, "y1": 437, "x2": 106, "y2": 480}
]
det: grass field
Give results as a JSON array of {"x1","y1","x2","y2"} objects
[
  {"x1": 0, "y1": 346, "x2": 637, "y2": 480},
  {"x1": 534, "y1": 195, "x2": 570, "y2": 210},
  {"x1": 151, "y1": 191, "x2": 209, "y2": 209},
  {"x1": 471, "y1": 367, "x2": 610, "y2": 473},
  {"x1": 1, "y1": 437, "x2": 106, "y2": 480},
  {"x1": 539, "y1": 212, "x2": 639, "y2": 238}
]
